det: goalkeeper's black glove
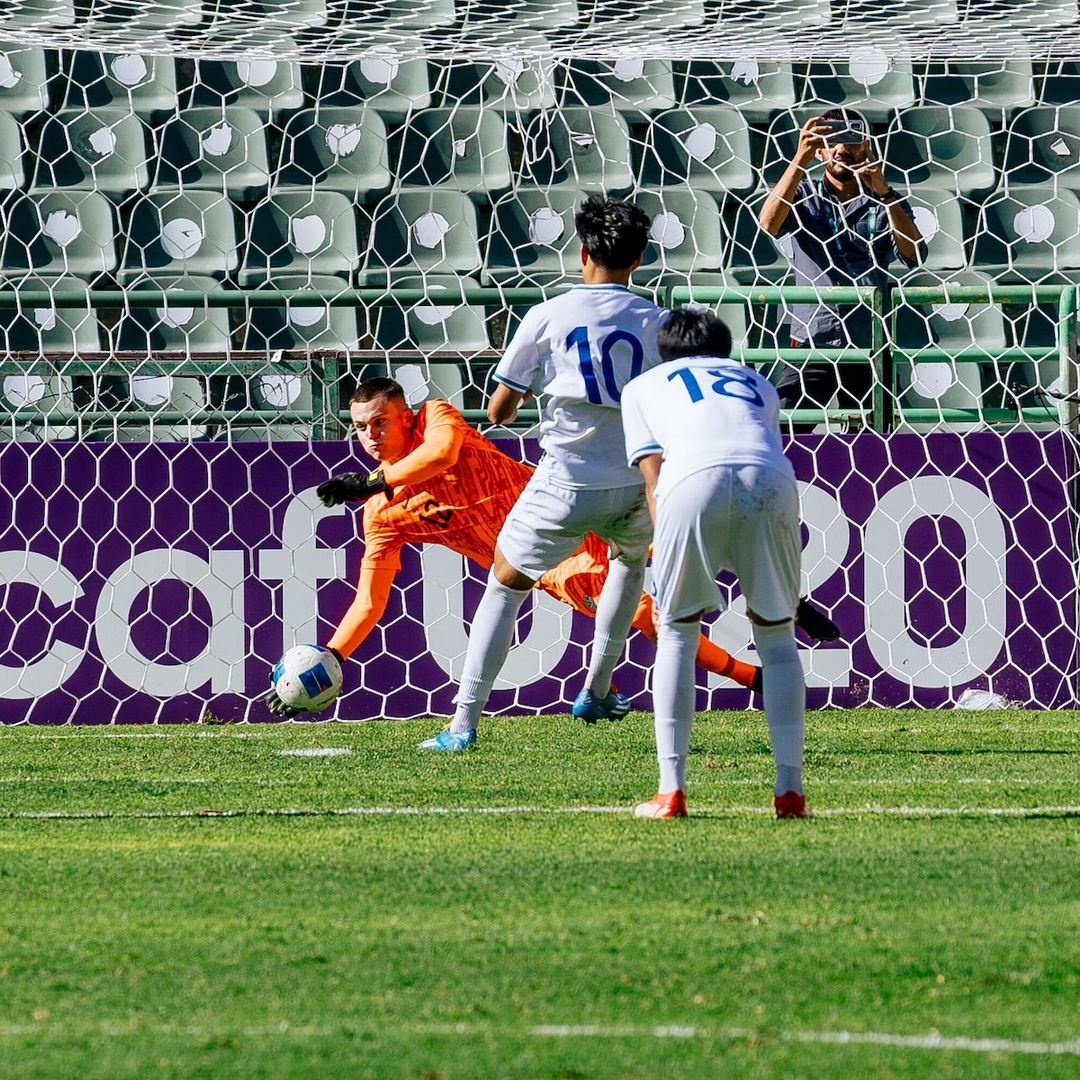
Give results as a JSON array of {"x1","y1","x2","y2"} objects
[
  {"x1": 317, "y1": 469, "x2": 390, "y2": 508},
  {"x1": 263, "y1": 647, "x2": 345, "y2": 719}
]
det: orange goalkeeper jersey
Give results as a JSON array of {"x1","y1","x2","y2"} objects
[{"x1": 360, "y1": 399, "x2": 611, "y2": 615}]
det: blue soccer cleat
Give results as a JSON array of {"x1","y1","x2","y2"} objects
[
  {"x1": 572, "y1": 688, "x2": 631, "y2": 724},
  {"x1": 418, "y1": 726, "x2": 477, "y2": 751}
]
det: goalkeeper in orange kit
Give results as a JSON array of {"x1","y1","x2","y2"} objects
[{"x1": 267, "y1": 376, "x2": 838, "y2": 716}]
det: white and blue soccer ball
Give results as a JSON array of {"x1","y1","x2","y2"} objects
[{"x1": 271, "y1": 645, "x2": 343, "y2": 713}]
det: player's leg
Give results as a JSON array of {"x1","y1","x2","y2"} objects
[
  {"x1": 573, "y1": 487, "x2": 652, "y2": 722},
  {"x1": 730, "y1": 465, "x2": 809, "y2": 818},
  {"x1": 631, "y1": 593, "x2": 762, "y2": 692}
]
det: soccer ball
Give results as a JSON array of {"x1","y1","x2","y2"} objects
[{"x1": 270, "y1": 645, "x2": 343, "y2": 713}]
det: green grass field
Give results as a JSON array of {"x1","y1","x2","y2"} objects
[{"x1": 0, "y1": 709, "x2": 1077, "y2": 1080}]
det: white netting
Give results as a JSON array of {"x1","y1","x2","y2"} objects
[{"x1": 0, "y1": 11, "x2": 1078, "y2": 720}]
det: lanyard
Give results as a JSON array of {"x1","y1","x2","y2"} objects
[{"x1": 817, "y1": 181, "x2": 884, "y2": 269}]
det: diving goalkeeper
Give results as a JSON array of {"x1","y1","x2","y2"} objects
[{"x1": 266, "y1": 376, "x2": 837, "y2": 716}]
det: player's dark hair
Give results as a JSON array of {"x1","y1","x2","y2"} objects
[
  {"x1": 351, "y1": 377, "x2": 407, "y2": 407},
  {"x1": 574, "y1": 195, "x2": 651, "y2": 271},
  {"x1": 657, "y1": 309, "x2": 733, "y2": 362}
]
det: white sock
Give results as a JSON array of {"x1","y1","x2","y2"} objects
[
  {"x1": 585, "y1": 556, "x2": 646, "y2": 698},
  {"x1": 753, "y1": 621, "x2": 805, "y2": 796},
  {"x1": 449, "y1": 570, "x2": 531, "y2": 734},
  {"x1": 652, "y1": 618, "x2": 699, "y2": 793}
]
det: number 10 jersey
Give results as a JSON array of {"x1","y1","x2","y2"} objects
[{"x1": 493, "y1": 283, "x2": 667, "y2": 490}]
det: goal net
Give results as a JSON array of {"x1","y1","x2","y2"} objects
[{"x1": 1, "y1": 0, "x2": 1079, "y2": 722}]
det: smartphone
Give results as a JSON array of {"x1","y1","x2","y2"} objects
[{"x1": 822, "y1": 118, "x2": 868, "y2": 144}]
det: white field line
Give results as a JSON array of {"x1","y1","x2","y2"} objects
[
  {"x1": 3, "y1": 803, "x2": 1080, "y2": 822},
  {"x1": 0, "y1": 1019, "x2": 1075, "y2": 1057}
]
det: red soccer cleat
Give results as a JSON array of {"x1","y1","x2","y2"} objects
[
  {"x1": 634, "y1": 790, "x2": 688, "y2": 819},
  {"x1": 773, "y1": 791, "x2": 812, "y2": 819}
]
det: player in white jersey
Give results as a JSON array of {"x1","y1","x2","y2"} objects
[
  {"x1": 420, "y1": 195, "x2": 665, "y2": 750},
  {"x1": 621, "y1": 308, "x2": 811, "y2": 819}
]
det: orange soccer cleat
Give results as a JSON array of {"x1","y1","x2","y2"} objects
[
  {"x1": 773, "y1": 791, "x2": 812, "y2": 819},
  {"x1": 634, "y1": 790, "x2": 688, "y2": 819}
]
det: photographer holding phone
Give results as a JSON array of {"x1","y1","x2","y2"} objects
[{"x1": 758, "y1": 108, "x2": 925, "y2": 422}]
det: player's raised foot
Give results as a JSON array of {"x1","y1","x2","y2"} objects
[
  {"x1": 572, "y1": 688, "x2": 631, "y2": 724},
  {"x1": 634, "y1": 790, "x2": 688, "y2": 819},
  {"x1": 773, "y1": 790, "x2": 812, "y2": 819},
  {"x1": 418, "y1": 726, "x2": 477, "y2": 752},
  {"x1": 796, "y1": 598, "x2": 840, "y2": 643}
]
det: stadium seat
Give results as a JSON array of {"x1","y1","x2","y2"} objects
[
  {"x1": 0, "y1": 273, "x2": 98, "y2": 354},
  {"x1": 242, "y1": 273, "x2": 362, "y2": 352},
  {"x1": 31, "y1": 109, "x2": 149, "y2": 198},
  {"x1": 558, "y1": 59, "x2": 677, "y2": 111},
  {"x1": 392, "y1": 108, "x2": 512, "y2": 195},
  {"x1": 1037, "y1": 61, "x2": 1080, "y2": 106},
  {"x1": 309, "y1": 51, "x2": 433, "y2": 117},
  {"x1": 633, "y1": 189, "x2": 724, "y2": 280},
  {"x1": 920, "y1": 59, "x2": 1035, "y2": 117},
  {"x1": 274, "y1": 106, "x2": 391, "y2": 199},
  {"x1": 0, "y1": 45, "x2": 50, "y2": 117},
  {"x1": 62, "y1": 50, "x2": 179, "y2": 117},
  {"x1": 800, "y1": 53, "x2": 917, "y2": 121},
  {"x1": 241, "y1": 190, "x2": 361, "y2": 286},
  {"x1": 892, "y1": 270, "x2": 1003, "y2": 425},
  {"x1": 0, "y1": 111, "x2": 24, "y2": 192},
  {"x1": 726, "y1": 194, "x2": 795, "y2": 284},
  {"x1": 459, "y1": 0, "x2": 579, "y2": 30},
  {"x1": 635, "y1": 106, "x2": 755, "y2": 195},
  {"x1": 482, "y1": 187, "x2": 585, "y2": 284},
  {"x1": 339, "y1": 0, "x2": 455, "y2": 29},
  {"x1": 1002, "y1": 107, "x2": 1080, "y2": 193},
  {"x1": 358, "y1": 190, "x2": 482, "y2": 283},
  {"x1": 188, "y1": 52, "x2": 305, "y2": 114},
  {"x1": 204, "y1": 0, "x2": 328, "y2": 28},
  {"x1": 152, "y1": 107, "x2": 271, "y2": 200},
  {"x1": 883, "y1": 106, "x2": 996, "y2": 196},
  {"x1": 678, "y1": 61, "x2": 796, "y2": 122},
  {"x1": 0, "y1": 0, "x2": 75, "y2": 28},
  {"x1": 80, "y1": 0, "x2": 201, "y2": 30},
  {"x1": 586, "y1": 0, "x2": 706, "y2": 25},
  {"x1": 433, "y1": 54, "x2": 557, "y2": 112},
  {"x1": 0, "y1": 190, "x2": 116, "y2": 278},
  {"x1": 670, "y1": 271, "x2": 754, "y2": 353},
  {"x1": 972, "y1": 187, "x2": 1080, "y2": 280},
  {"x1": 900, "y1": 187, "x2": 968, "y2": 272},
  {"x1": 119, "y1": 189, "x2": 238, "y2": 281},
  {"x1": 515, "y1": 106, "x2": 632, "y2": 192}
]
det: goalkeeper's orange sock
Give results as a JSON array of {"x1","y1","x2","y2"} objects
[{"x1": 694, "y1": 635, "x2": 760, "y2": 691}]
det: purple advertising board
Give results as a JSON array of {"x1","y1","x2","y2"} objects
[{"x1": 0, "y1": 431, "x2": 1076, "y2": 724}]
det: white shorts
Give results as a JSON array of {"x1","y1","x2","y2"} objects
[
  {"x1": 497, "y1": 468, "x2": 653, "y2": 582},
  {"x1": 650, "y1": 464, "x2": 801, "y2": 623}
]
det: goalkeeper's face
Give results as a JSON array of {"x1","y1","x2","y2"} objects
[{"x1": 350, "y1": 396, "x2": 415, "y2": 464}]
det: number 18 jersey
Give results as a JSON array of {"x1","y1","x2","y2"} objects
[{"x1": 493, "y1": 284, "x2": 667, "y2": 489}]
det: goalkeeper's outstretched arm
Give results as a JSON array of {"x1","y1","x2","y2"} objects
[
  {"x1": 380, "y1": 404, "x2": 465, "y2": 488},
  {"x1": 326, "y1": 566, "x2": 397, "y2": 660}
]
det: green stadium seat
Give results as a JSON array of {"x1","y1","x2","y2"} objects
[
  {"x1": 559, "y1": 60, "x2": 677, "y2": 111},
  {"x1": 726, "y1": 194, "x2": 794, "y2": 284},
  {"x1": 635, "y1": 106, "x2": 755, "y2": 195},
  {"x1": 460, "y1": 0, "x2": 579, "y2": 30},
  {"x1": 671, "y1": 271, "x2": 753, "y2": 353},
  {"x1": 1037, "y1": 61, "x2": 1080, "y2": 106},
  {"x1": 883, "y1": 106, "x2": 996, "y2": 196},
  {"x1": 633, "y1": 189, "x2": 724, "y2": 280},
  {"x1": 0, "y1": 273, "x2": 98, "y2": 354},
  {"x1": 482, "y1": 187, "x2": 585, "y2": 284},
  {"x1": 515, "y1": 106, "x2": 632, "y2": 192},
  {"x1": 919, "y1": 59, "x2": 1035, "y2": 117},
  {"x1": 358, "y1": 190, "x2": 482, "y2": 283},
  {"x1": 31, "y1": 109, "x2": 148, "y2": 198},
  {"x1": 972, "y1": 187, "x2": 1080, "y2": 280},
  {"x1": 900, "y1": 187, "x2": 968, "y2": 272},
  {"x1": 0, "y1": 45, "x2": 50, "y2": 117},
  {"x1": 309, "y1": 51, "x2": 433, "y2": 117},
  {"x1": 393, "y1": 107, "x2": 512, "y2": 195},
  {"x1": 110, "y1": 274, "x2": 232, "y2": 353},
  {"x1": 0, "y1": 0, "x2": 75, "y2": 29},
  {"x1": 0, "y1": 111, "x2": 24, "y2": 191},
  {"x1": 433, "y1": 55, "x2": 557, "y2": 112},
  {"x1": 0, "y1": 191, "x2": 116, "y2": 278},
  {"x1": 339, "y1": 0, "x2": 455, "y2": 29},
  {"x1": 152, "y1": 107, "x2": 270, "y2": 200},
  {"x1": 119, "y1": 190, "x2": 238, "y2": 281},
  {"x1": 274, "y1": 107, "x2": 391, "y2": 199},
  {"x1": 84, "y1": 0, "x2": 201, "y2": 28},
  {"x1": 678, "y1": 61, "x2": 796, "y2": 122},
  {"x1": 62, "y1": 50, "x2": 178, "y2": 117},
  {"x1": 188, "y1": 52, "x2": 305, "y2": 114},
  {"x1": 800, "y1": 55, "x2": 917, "y2": 121},
  {"x1": 587, "y1": 0, "x2": 706, "y2": 28},
  {"x1": 240, "y1": 191, "x2": 361, "y2": 286},
  {"x1": 242, "y1": 273, "x2": 362, "y2": 352},
  {"x1": 205, "y1": 0, "x2": 328, "y2": 27},
  {"x1": 893, "y1": 270, "x2": 1003, "y2": 425},
  {"x1": 1002, "y1": 107, "x2": 1080, "y2": 192}
]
